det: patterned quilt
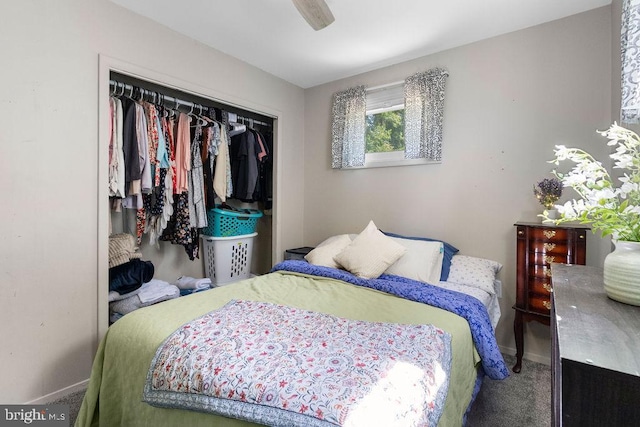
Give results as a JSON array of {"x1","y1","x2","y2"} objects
[
  {"x1": 144, "y1": 299, "x2": 452, "y2": 427},
  {"x1": 271, "y1": 261, "x2": 509, "y2": 380}
]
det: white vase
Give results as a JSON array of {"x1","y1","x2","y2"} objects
[{"x1": 603, "y1": 240, "x2": 640, "y2": 306}]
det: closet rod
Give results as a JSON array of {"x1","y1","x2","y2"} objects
[
  {"x1": 234, "y1": 116, "x2": 271, "y2": 127},
  {"x1": 109, "y1": 80, "x2": 208, "y2": 115}
]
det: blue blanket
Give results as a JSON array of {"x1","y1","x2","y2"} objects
[{"x1": 271, "y1": 260, "x2": 510, "y2": 380}]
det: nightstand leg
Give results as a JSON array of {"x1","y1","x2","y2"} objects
[{"x1": 513, "y1": 311, "x2": 523, "y2": 373}]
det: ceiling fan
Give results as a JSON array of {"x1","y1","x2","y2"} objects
[{"x1": 291, "y1": 0, "x2": 335, "y2": 31}]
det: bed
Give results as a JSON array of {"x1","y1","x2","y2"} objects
[{"x1": 76, "y1": 225, "x2": 508, "y2": 427}]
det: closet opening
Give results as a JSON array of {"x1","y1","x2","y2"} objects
[{"x1": 105, "y1": 70, "x2": 275, "y2": 327}]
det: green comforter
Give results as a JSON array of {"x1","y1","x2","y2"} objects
[{"x1": 76, "y1": 270, "x2": 480, "y2": 426}]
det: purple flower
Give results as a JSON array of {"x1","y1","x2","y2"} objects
[{"x1": 533, "y1": 177, "x2": 563, "y2": 209}]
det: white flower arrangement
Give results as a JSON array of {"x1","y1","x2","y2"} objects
[{"x1": 543, "y1": 123, "x2": 640, "y2": 242}]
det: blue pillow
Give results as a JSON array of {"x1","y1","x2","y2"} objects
[{"x1": 381, "y1": 231, "x2": 459, "y2": 281}]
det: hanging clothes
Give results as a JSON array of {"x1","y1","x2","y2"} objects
[
  {"x1": 145, "y1": 110, "x2": 174, "y2": 248},
  {"x1": 214, "y1": 124, "x2": 232, "y2": 203},
  {"x1": 121, "y1": 97, "x2": 141, "y2": 197},
  {"x1": 122, "y1": 102, "x2": 152, "y2": 244},
  {"x1": 254, "y1": 129, "x2": 272, "y2": 208},
  {"x1": 229, "y1": 129, "x2": 255, "y2": 201},
  {"x1": 229, "y1": 127, "x2": 269, "y2": 203},
  {"x1": 188, "y1": 123, "x2": 207, "y2": 229},
  {"x1": 160, "y1": 192, "x2": 199, "y2": 260},
  {"x1": 108, "y1": 97, "x2": 126, "y2": 198},
  {"x1": 174, "y1": 113, "x2": 191, "y2": 194},
  {"x1": 108, "y1": 80, "x2": 272, "y2": 261}
]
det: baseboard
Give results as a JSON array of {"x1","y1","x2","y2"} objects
[
  {"x1": 499, "y1": 345, "x2": 551, "y2": 366},
  {"x1": 26, "y1": 379, "x2": 89, "y2": 404}
]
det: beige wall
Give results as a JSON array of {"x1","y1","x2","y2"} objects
[
  {"x1": 302, "y1": 7, "x2": 613, "y2": 364},
  {"x1": 0, "y1": 0, "x2": 305, "y2": 403}
]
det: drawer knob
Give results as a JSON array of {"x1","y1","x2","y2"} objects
[
  {"x1": 543, "y1": 243, "x2": 557, "y2": 251},
  {"x1": 543, "y1": 230, "x2": 557, "y2": 239},
  {"x1": 544, "y1": 255, "x2": 556, "y2": 264},
  {"x1": 542, "y1": 300, "x2": 551, "y2": 310},
  {"x1": 518, "y1": 230, "x2": 524, "y2": 236},
  {"x1": 543, "y1": 283, "x2": 553, "y2": 293}
]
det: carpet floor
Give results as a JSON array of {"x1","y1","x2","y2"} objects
[
  {"x1": 467, "y1": 354, "x2": 551, "y2": 426},
  {"x1": 54, "y1": 353, "x2": 550, "y2": 426}
]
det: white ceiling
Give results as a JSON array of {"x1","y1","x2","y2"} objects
[{"x1": 110, "y1": 0, "x2": 611, "y2": 88}]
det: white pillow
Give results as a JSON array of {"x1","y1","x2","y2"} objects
[
  {"x1": 334, "y1": 221, "x2": 407, "y2": 279},
  {"x1": 447, "y1": 255, "x2": 502, "y2": 295},
  {"x1": 304, "y1": 234, "x2": 353, "y2": 269},
  {"x1": 384, "y1": 238, "x2": 444, "y2": 284}
]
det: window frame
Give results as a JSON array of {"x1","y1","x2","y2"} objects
[{"x1": 343, "y1": 82, "x2": 441, "y2": 169}]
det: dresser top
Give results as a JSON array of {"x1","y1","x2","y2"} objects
[
  {"x1": 514, "y1": 221, "x2": 590, "y2": 230},
  {"x1": 552, "y1": 264, "x2": 640, "y2": 377}
]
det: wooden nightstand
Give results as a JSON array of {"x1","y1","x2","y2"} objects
[
  {"x1": 512, "y1": 222, "x2": 588, "y2": 373},
  {"x1": 284, "y1": 247, "x2": 314, "y2": 261}
]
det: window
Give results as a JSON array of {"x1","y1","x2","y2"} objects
[
  {"x1": 331, "y1": 68, "x2": 448, "y2": 169},
  {"x1": 365, "y1": 83, "x2": 405, "y2": 165}
]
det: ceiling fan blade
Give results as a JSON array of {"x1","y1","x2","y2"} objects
[{"x1": 291, "y1": 0, "x2": 335, "y2": 31}]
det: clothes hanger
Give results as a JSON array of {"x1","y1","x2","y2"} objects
[
  {"x1": 228, "y1": 122, "x2": 247, "y2": 137},
  {"x1": 112, "y1": 82, "x2": 123, "y2": 97},
  {"x1": 194, "y1": 106, "x2": 214, "y2": 127},
  {"x1": 164, "y1": 97, "x2": 177, "y2": 119}
]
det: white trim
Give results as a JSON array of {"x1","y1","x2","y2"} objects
[
  {"x1": 25, "y1": 379, "x2": 89, "y2": 404},
  {"x1": 366, "y1": 104, "x2": 404, "y2": 115},
  {"x1": 365, "y1": 82, "x2": 404, "y2": 112},
  {"x1": 98, "y1": 55, "x2": 283, "y2": 341},
  {"x1": 341, "y1": 150, "x2": 440, "y2": 169},
  {"x1": 366, "y1": 80, "x2": 404, "y2": 92},
  {"x1": 343, "y1": 157, "x2": 441, "y2": 169}
]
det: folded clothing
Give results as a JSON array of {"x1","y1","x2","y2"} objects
[
  {"x1": 109, "y1": 259, "x2": 154, "y2": 295},
  {"x1": 179, "y1": 287, "x2": 210, "y2": 297},
  {"x1": 110, "y1": 280, "x2": 179, "y2": 315},
  {"x1": 172, "y1": 276, "x2": 212, "y2": 290},
  {"x1": 109, "y1": 233, "x2": 142, "y2": 268},
  {"x1": 108, "y1": 287, "x2": 142, "y2": 303},
  {"x1": 138, "y1": 279, "x2": 180, "y2": 304}
]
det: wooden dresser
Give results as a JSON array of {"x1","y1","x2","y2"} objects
[
  {"x1": 552, "y1": 264, "x2": 640, "y2": 426},
  {"x1": 512, "y1": 222, "x2": 588, "y2": 373}
]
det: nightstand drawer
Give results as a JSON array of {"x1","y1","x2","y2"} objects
[
  {"x1": 528, "y1": 294, "x2": 552, "y2": 314},
  {"x1": 529, "y1": 264, "x2": 553, "y2": 280},
  {"x1": 528, "y1": 240, "x2": 570, "y2": 255},
  {"x1": 529, "y1": 251, "x2": 570, "y2": 266},
  {"x1": 529, "y1": 277, "x2": 553, "y2": 296},
  {"x1": 526, "y1": 227, "x2": 576, "y2": 243}
]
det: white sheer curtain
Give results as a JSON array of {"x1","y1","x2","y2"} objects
[
  {"x1": 621, "y1": 0, "x2": 640, "y2": 123},
  {"x1": 331, "y1": 86, "x2": 366, "y2": 169},
  {"x1": 404, "y1": 68, "x2": 449, "y2": 161}
]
